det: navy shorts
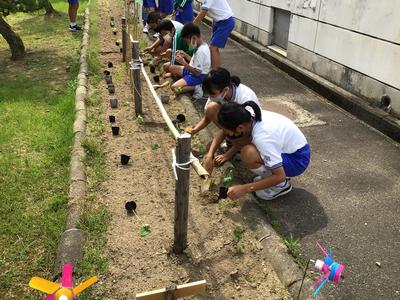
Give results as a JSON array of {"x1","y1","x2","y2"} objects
[
  {"x1": 68, "y1": 0, "x2": 79, "y2": 4},
  {"x1": 175, "y1": 2, "x2": 194, "y2": 24},
  {"x1": 282, "y1": 144, "x2": 311, "y2": 177},
  {"x1": 143, "y1": 0, "x2": 156, "y2": 9},
  {"x1": 182, "y1": 68, "x2": 206, "y2": 86},
  {"x1": 158, "y1": 0, "x2": 173, "y2": 14},
  {"x1": 210, "y1": 16, "x2": 235, "y2": 48}
]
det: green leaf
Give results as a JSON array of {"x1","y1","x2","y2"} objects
[
  {"x1": 139, "y1": 224, "x2": 151, "y2": 237},
  {"x1": 222, "y1": 170, "x2": 234, "y2": 186},
  {"x1": 136, "y1": 115, "x2": 144, "y2": 125},
  {"x1": 151, "y1": 143, "x2": 159, "y2": 150}
]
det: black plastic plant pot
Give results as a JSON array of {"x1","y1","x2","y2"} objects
[
  {"x1": 108, "y1": 62, "x2": 113, "y2": 68},
  {"x1": 125, "y1": 201, "x2": 137, "y2": 213},
  {"x1": 120, "y1": 48, "x2": 123, "y2": 53},
  {"x1": 115, "y1": 41, "x2": 120, "y2": 46},
  {"x1": 219, "y1": 186, "x2": 228, "y2": 199},
  {"x1": 153, "y1": 75, "x2": 160, "y2": 83},
  {"x1": 176, "y1": 114, "x2": 186, "y2": 123},
  {"x1": 150, "y1": 66, "x2": 156, "y2": 73},
  {"x1": 109, "y1": 115, "x2": 116, "y2": 123},
  {"x1": 121, "y1": 154, "x2": 130, "y2": 165},
  {"x1": 110, "y1": 16, "x2": 115, "y2": 21},
  {"x1": 108, "y1": 84, "x2": 115, "y2": 94},
  {"x1": 105, "y1": 75, "x2": 113, "y2": 84},
  {"x1": 161, "y1": 95, "x2": 170, "y2": 104},
  {"x1": 112, "y1": 126, "x2": 120, "y2": 136},
  {"x1": 104, "y1": 70, "x2": 111, "y2": 76},
  {"x1": 110, "y1": 99, "x2": 118, "y2": 108}
]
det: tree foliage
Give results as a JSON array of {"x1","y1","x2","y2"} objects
[{"x1": 0, "y1": 0, "x2": 55, "y2": 16}]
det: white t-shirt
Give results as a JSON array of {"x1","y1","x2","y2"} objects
[
  {"x1": 190, "y1": 43, "x2": 211, "y2": 75},
  {"x1": 202, "y1": 0, "x2": 233, "y2": 22},
  {"x1": 205, "y1": 83, "x2": 260, "y2": 110},
  {"x1": 171, "y1": 20, "x2": 184, "y2": 31},
  {"x1": 252, "y1": 111, "x2": 308, "y2": 169}
]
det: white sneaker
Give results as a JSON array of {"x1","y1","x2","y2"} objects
[
  {"x1": 143, "y1": 24, "x2": 149, "y2": 33},
  {"x1": 153, "y1": 32, "x2": 159, "y2": 38},
  {"x1": 192, "y1": 85, "x2": 203, "y2": 100},
  {"x1": 255, "y1": 179, "x2": 292, "y2": 200}
]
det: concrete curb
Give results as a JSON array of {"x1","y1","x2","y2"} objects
[
  {"x1": 196, "y1": 11, "x2": 400, "y2": 143},
  {"x1": 178, "y1": 94, "x2": 316, "y2": 300},
  {"x1": 53, "y1": 8, "x2": 90, "y2": 274}
]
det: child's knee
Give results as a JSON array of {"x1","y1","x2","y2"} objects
[
  {"x1": 163, "y1": 62, "x2": 170, "y2": 72},
  {"x1": 240, "y1": 144, "x2": 261, "y2": 169}
]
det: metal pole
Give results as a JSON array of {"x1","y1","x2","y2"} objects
[
  {"x1": 173, "y1": 133, "x2": 191, "y2": 254},
  {"x1": 131, "y1": 39, "x2": 142, "y2": 116},
  {"x1": 121, "y1": 17, "x2": 127, "y2": 62}
]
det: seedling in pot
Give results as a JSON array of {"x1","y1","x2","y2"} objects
[
  {"x1": 151, "y1": 143, "x2": 159, "y2": 150},
  {"x1": 115, "y1": 40, "x2": 121, "y2": 47},
  {"x1": 110, "y1": 98, "x2": 118, "y2": 108},
  {"x1": 111, "y1": 126, "x2": 120, "y2": 136},
  {"x1": 104, "y1": 70, "x2": 111, "y2": 76},
  {"x1": 219, "y1": 186, "x2": 228, "y2": 199},
  {"x1": 104, "y1": 74, "x2": 113, "y2": 84},
  {"x1": 108, "y1": 83, "x2": 115, "y2": 94},
  {"x1": 153, "y1": 75, "x2": 160, "y2": 83},
  {"x1": 121, "y1": 154, "x2": 130, "y2": 165},
  {"x1": 108, "y1": 62, "x2": 113, "y2": 68},
  {"x1": 222, "y1": 169, "x2": 234, "y2": 186},
  {"x1": 136, "y1": 115, "x2": 145, "y2": 125},
  {"x1": 112, "y1": 27, "x2": 117, "y2": 35},
  {"x1": 172, "y1": 114, "x2": 186, "y2": 125},
  {"x1": 109, "y1": 115, "x2": 116, "y2": 123}
]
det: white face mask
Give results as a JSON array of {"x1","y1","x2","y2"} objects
[
  {"x1": 163, "y1": 33, "x2": 172, "y2": 43},
  {"x1": 188, "y1": 37, "x2": 198, "y2": 51},
  {"x1": 210, "y1": 87, "x2": 228, "y2": 104}
]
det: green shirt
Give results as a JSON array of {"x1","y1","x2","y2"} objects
[{"x1": 171, "y1": 29, "x2": 194, "y2": 65}]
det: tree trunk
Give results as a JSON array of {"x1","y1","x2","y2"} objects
[
  {"x1": 42, "y1": 0, "x2": 59, "y2": 16},
  {"x1": 0, "y1": 16, "x2": 25, "y2": 60}
]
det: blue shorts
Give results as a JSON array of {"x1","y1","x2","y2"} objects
[
  {"x1": 158, "y1": 0, "x2": 174, "y2": 15},
  {"x1": 143, "y1": 0, "x2": 156, "y2": 9},
  {"x1": 210, "y1": 16, "x2": 235, "y2": 48},
  {"x1": 281, "y1": 144, "x2": 311, "y2": 177},
  {"x1": 68, "y1": 0, "x2": 79, "y2": 4},
  {"x1": 175, "y1": 2, "x2": 194, "y2": 24},
  {"x1": 182, "y1": 68, "x2": 206, "y2": 86}
]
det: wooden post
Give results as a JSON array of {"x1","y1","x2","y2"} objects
[
  {"x1": 121, "y1": 17, "x2": 127, "y2": 62},
  {"x1": 173, "y1": 133, "x2": 191, "y2": 254},
  {"x1": 131, "y1": 39, "x2": 142, "y2": 116}
]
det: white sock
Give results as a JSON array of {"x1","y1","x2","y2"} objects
[{"x1": 70, "y1": 22, "x2": 76, "y2": 27}]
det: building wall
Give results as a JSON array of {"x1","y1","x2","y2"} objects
[{"x1": 195, "y1": 0, "x2": 400, "y2": 115}]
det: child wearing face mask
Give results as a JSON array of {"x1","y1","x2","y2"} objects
[
  {"x1": 185, "y1": 68, "x2": 260, "y2": 173},
  {"x1": 217, "y1": 101, "x2": 311, "y2": 201},
  {"x1": 163, "y1": 23, "x2": 211, "y2": 97}
]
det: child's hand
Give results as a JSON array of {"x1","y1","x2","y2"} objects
[
  {"x1": 227, "y1": 185, "x2": 247, "y2": 199},
  {"x1": 185, "y1": 127, "x2": 194, "y2": 134},
  {"x1": 175, "y1": 55, "x2": 186, "y2": 65},
  {"x1": 215, "y1": 154, "x2": 229, "y2": 166}
]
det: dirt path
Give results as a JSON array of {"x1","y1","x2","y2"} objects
[{"x1": 91, "y1": 0, "x2": 291, "y2": 299}]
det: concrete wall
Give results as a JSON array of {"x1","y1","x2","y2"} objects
[{"x1": 195, "y1": 0, "x2": 400, "y2": 116}]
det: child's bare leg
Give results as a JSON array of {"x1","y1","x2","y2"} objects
[
  {"x1": 171, "y1": 78, "x2": 195, "y2": 94},
  {"x1": 210, "y1": 46, "x2": 221, "y2": 68}
]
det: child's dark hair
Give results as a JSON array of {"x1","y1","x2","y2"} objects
[
  {"x1": 181, "y1": 23, "x2": 201, "y2": 38},
  {"x1": 202, "y1": 68, "x2": 241, "y2": 94},
  {"x1": 155, "y1": 20, "x2": 174, "y2": 33},
  {"x1": 147, "y1": 12, "x2": 162, "y2": 24},
  {"x1": 218, "y1": 101, "x2": 262, "y2": 131}
]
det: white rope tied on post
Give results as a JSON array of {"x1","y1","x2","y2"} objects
[{"x1": 171, "y1": 149, "x2": 199, "y2": 180}]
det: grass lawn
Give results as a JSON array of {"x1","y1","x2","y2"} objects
[{"x1": 0, "y1": 1, "x2": 91, "y2": 298}]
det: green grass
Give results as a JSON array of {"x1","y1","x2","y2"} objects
[
  {"x1": 0, "y1": 1, "x2": 89, "y2": 298},
  {"x1": 284, "y1": 233, "x2": 301, "y2": 257}
]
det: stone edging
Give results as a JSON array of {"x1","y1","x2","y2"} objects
[
  {"x1": 178, "y1": 95, "x2": 317, "y2": 300},
  {"x1": 53, "y1": 8, "x2": 90, "y2": 274}
]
